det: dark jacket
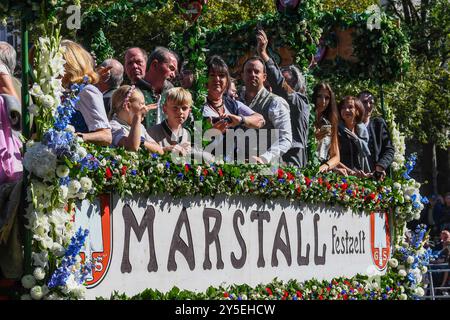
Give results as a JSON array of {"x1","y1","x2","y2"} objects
[
  {"x1": 338, "y1": 124, "x2": 364, "y2": 172},
  {"x1": 265, "y1": 58, "x2": 309, "y2": 168},
  {"x1": 367, "y1": 117, "x2": 395, "y2": 171}
]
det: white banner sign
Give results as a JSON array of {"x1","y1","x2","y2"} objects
[{"x1": 74, "y1": 194, "x2": 391, "y2": 299}]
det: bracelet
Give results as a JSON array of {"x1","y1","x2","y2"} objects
[
  {"x1": 324, "y1": 162, "x2": 330, "y2": 168},
  {"x1": 239, "y1": 115, "x2": 245, "y2": 126}
]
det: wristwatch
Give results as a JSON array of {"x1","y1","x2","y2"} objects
[{"x1": 239, "y1": 115, "x2": 245, "y2": 126}]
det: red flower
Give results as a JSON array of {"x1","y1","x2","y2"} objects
[
  {"x1": 287, "y1": 172, "x2": 295, "y2": 181},
  {"x1": 304, "y1": 177, "x2": 312, "y2": 186},
  {"x1": 283, "y1": 290, "x2": 289, "y2": 298},
  {"x1": 344, "y1": 280, "x2": 351, "y2": 286},
  {"x1": 203, "y1": 169, "x2": 208, "y2": 176},
  {"x1": 369, "y1": 193, "x2": 376, "y2": 200},
  {"x1": 343, "y1": 294, "x2": 348, "y2": 300},
  {"x1": 223, "y1": 292, "x2": 229, "y2": 298},
  {"x1": 296, "y1": 291, "x2": 303, "y2": 299},
  {"x1": 326, "y1": 182, "x2": 331, "y2": 190},
  {"x1": 105, "y1": 167, "x2": 113, "y2": 180},
  {"x1": 184, "y1": 164, "x2": 190, "y2": 173},
  {"x1": 250, "y1": 175, "x2": 255, "y2": 182},
  {"x1": 296, "y1": 186, "x2": 301, "y2": 194},
  {"x1": 318, "y1": 177, "x2": 323, "y2": 185},
  {"x1": 265, "y1": 287, "x2": 273, "y2": 296},
  {"x1": 277, "y1": 168, "x2": 284, "y2": 179},
  {"x1": 121, "y1": 165, "x2": 127, "y2": 176},
  {"x1": 341, "y1": 183, "x2": 348, "y2": 190},
  {"x1": 218, "y1": 168, "x2": 223, "y2": 177},
  {"x1": 326, "y1": 287, "x2": 331, "y2": 292},
  {"x1": 319, "y1": 295, "x2": 324, "y2": 300}
]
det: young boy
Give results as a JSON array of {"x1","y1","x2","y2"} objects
[{"x1": 148, "y1": 87, "x2": 213, "y2": 162}]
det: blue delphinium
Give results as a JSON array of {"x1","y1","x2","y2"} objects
[
  {"x1": 48, "y1": 228, "x2": 91, "y2": 289},
  {"x1": 80, "y1": 154, "x2": 100, "y2": 171},
  {"x1": 403, "y1": 153, "x2": 417, "y2": 180}
]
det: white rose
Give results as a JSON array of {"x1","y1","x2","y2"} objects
[
  {"x1": 21, "y1": 274, "x2": 36, "y2": 289},
  {"x1": 398, "y1": 270, "x2": 407, "y2": 277},
  {"x1": 56, "y1": 165, "x2": 70, "y2": 178},
  {"x1": 414, "y1": 287, "x2": 424, "y2": 297},
  {"x1": 393, "y1": 183, "x2": 401, "y2": 190},
  {"x1": 80, "y1": 177, "x2": 92, "y2": 191},
  {"x1": 388, "y1": 258, "x2": 399, "y2": 268},
  {"x1": 68, "y1": 180, "x2": 81, "y2": 194},
  {"x1": 30, "y1": 286, "x2": 44, "y2": 300},
  {"x1": 157, "y1": 163, "x2": 164, "y2": 173},
  {"x1": 30, "y1": 83, "x2": 43, "y2": 97},
  {"x1": 399, "y1": 293, "x2": 408, "y2": 300},
  {"x1": 421, "y1": 266, "x2": 428, "y2": 274},
  {"x1": 33, "y1": 267, "x2": 46, "y2": 281},
  {"x1": 406, "y1": 256, "x2": 415, "y2": 264}
]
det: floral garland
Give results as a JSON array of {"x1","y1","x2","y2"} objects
[{"x1": 21, "y1": 30, "x2": 93, "y2": 300}]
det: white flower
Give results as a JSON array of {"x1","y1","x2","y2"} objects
[
  {"x1": 59, "y1": 185, "x2": 69, "y2": 200},
  {"x1": 40, "y1": 94, "x2": 56, "y2": 109},
  {"x1": 51, "y1": 242, "x2": 65, "y2": 257},
  {"x1": 68, "y1": 180, "x2": 81, "y2": 194},
  {"x1": 157, "y1": 163, "x2": 164, "y2": 173},
  {"x1": 77, "y1": 146, "x2": 87, "y2": 159},
  {"x1": 80, "y1": 177, "x2": 92, "y2": 191},
  {"x1": 56, "y1": 165, "x2": 70, "y2": 178},
  {"x1": 30, "y1": 286, "x2": 44, "y2": 300},
  {"x1": 398, "y1": 270, "x2": 407, "y2": 277},
  {"x1": 65, "y1": 125, "x2": 75, "y2": 133},
  {"x1": 406, "y1": 256, "x2": 415, "y2": 264},
  {"x1": 32, "y1": 251, "x2": 49, "y2": 268},
  {"x1": 414, "y1": 287, "x2": 424, "y2": 297},
  {"x1": 399, "y1": 293, "x2": 408, "y2": 300},
  {"x1": 21, "y1": 274, "x2": 36, "y2": 289},
  {"x1": 421, "y1": 266, "x2": 428, "y2": 274},
  {"x1": 61, "y1": 274, "x2": 79, "y2": 294},
  {"x1": 388, "y1": 258, "x2": 399, "y2": 268},
  {"x1": 30, "y1": 83, "x2": 44, "y2": 97},
  {"x1": 33, "y1": 267, "x2": 46, "y2": 281},
  {"x1": 21, "y1": 294, "x2": 32, "y2": 300},
  {"x1": 23, "y1": 143, "x2": 57, "y2": 181},
  {"x1": 71, "y1": 285, "x2": 87, "y2": 299}
]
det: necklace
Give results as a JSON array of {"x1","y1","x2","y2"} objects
[{"x1": 207, "y1": 97, "x2": 224, "y2": 116}]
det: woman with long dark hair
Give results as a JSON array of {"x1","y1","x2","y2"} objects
[{"x1": 311, "y1": 83, "x2": 340, "y2": 173}]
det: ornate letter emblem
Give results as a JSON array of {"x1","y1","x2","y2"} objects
[
  {"x1": 370, "y1": 212, "x2": 391, "y2": 271},
  {"x1": 74, "y1": 194, "x2": 112, "y2": 288}
]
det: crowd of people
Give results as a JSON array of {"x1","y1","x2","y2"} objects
[{"x1": 0, "y1": 28, "x2": 400, "y2": 185}]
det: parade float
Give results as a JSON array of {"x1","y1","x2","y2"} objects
[{"x1": 0, "y1": 0, "x2": 432, "y2": 300}]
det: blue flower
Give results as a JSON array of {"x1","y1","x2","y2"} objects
[
  {"x1": 165, "y1": 161, "x2": 171, "y2": 169},
  {"x1": 151, "y1": 153, "x2": 159, "y2": 159},
  {"x1": 131, "y1": 170, "x2": 137, "y2": 176},
  {"x1": 59, "y1": 176, "x2": 70, "y2": 186},
  {"x1": 177, "y1": 173, "x2": 184, "y2": 179},
  {"x1": 200, "y1": 176, "x2": 204, "y2": 182}
]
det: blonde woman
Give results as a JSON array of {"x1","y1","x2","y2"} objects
[{"x1": 61, "y1": 40, "x2": 112, "y2": 146}]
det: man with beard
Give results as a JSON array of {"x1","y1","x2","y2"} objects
[{"x1": 240, "y1": 56, "x2": 292, "y2": 164}]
